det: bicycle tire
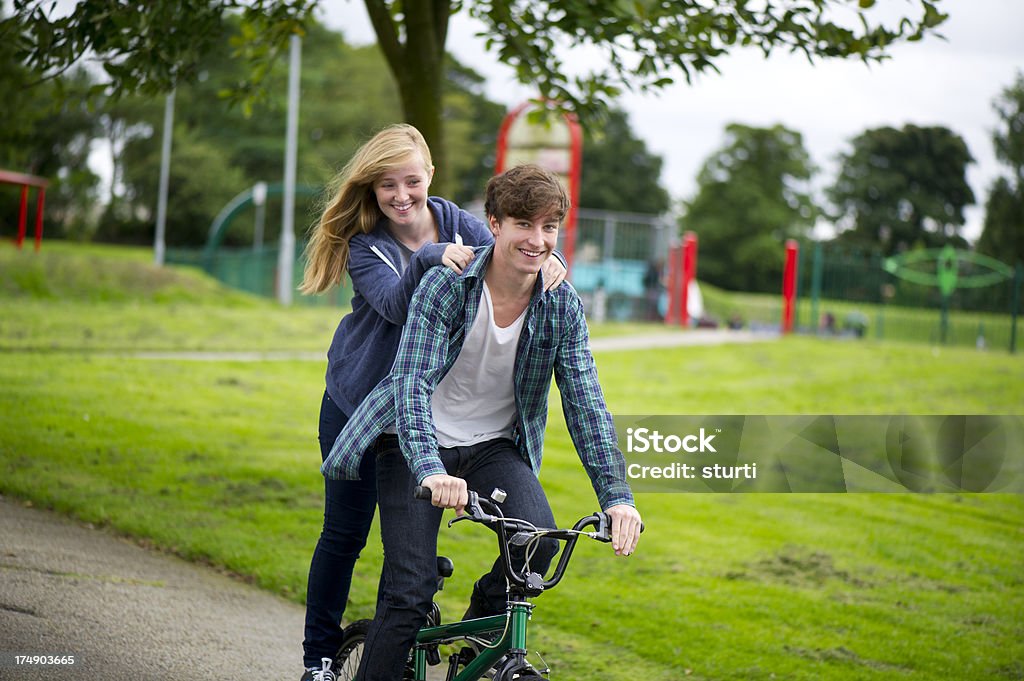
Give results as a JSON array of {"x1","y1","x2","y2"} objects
[
  {"x1": 333, "y1": 619, "x2": 372, "y2": 681},
  {"x1": 500, "y1": 672, "x2": 545, "y2": 681},
  {"x1": 494, "y1": 665, "x2": 545, "y2": 681}
]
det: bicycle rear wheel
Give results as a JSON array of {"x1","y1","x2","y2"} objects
[{"x1": 333, "y1": 619, "x2": 371, "y2": 681}]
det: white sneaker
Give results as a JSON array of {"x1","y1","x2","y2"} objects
[{"x1": 300, "y1": 657, "x2": 337, "y2": 681}]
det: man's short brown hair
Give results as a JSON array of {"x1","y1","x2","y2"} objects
[{"x1": 484, "y1": 164, "x2": 570, "y2": 223}]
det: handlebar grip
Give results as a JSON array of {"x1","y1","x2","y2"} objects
[{"x1": 413, "y1": 485, "x2": 432, "y2": 500}]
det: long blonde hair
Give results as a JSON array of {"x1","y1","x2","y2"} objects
[{"x1": 299, "y1": 124, "x2": 433, "y2": 294}]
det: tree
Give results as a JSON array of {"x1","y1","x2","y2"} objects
[
  {"x1": 579, "y1": 109, "x2": 669, "y2": 214},
  {"x1": 828, "y1": 125, "x2": 975, "y2": 254},
  {"x1": 978, "y1": 178, "x2": 1024, "y2": 267},
  {"x1": 4, "y1": 1, "x2": 949, "y2": 195},
  {"x1": 681, "y1": 123, "x2": 818, "y2": 292},
  {"x1": 91, "y1": 18, "x2": 504, "y2": 246},
  {"x1": 977, "y1": 72, "x2": 1024, "y2": 266},
  {"x1": 102, "y1": 125, "x2": 248, "y2": 246},
  {"x1": 0, "y1": 37, "x2": 101, "y2": 240}
]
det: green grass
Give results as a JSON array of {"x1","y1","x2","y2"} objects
[
  {"x1": 2, "y1": 242, "x2": 1023, "y2": 680},
  {"x1": 0, "y1": 242, "x2": 668, "y2": 351}
]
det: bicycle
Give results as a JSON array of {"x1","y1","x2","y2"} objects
[{"x1": 332, "y1": 485, "x2": 627, "y2": 681}]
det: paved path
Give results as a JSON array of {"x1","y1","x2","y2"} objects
[
  {"x1": 0, "y1": 495, "x2": 305, "y2": 681},
  {"x1": 123, "y1": 329, "x2": 773, "y2": 361},
  {"x1": 590, "y1": 329, "x2": 771, "y2": 352}
]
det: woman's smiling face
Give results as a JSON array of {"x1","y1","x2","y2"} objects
[{"x1": 372, "y1": 152, "x2": 433, "y2": 228}]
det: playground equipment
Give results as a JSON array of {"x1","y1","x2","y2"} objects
[
  {"x1": 782, "y1": 239, "x2": 799, "y2": 333},
  {"x1": 1, "y1": 170, "x2": 48, "y2": 251},
  {"x1": 883, "y1": 245, "x2": 1019, "y2": 349},
  {"x1": 664, "y1": 232, "x2": 699, "y2": 326},
  {"x1": 802, "y1": 241, "x2": 1021, "y2": 352},
  {"x1": 201, "y1": 182, "x2": 318, "y2": 268},
  {"x1": 495, "y1": 101, "x2": 582, "y2": 275},
  {"x1": 165, "y1": 182, "x2": 346, "y2": 307}
]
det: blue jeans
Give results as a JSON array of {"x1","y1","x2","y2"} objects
[
  {"x1": 303, "y1": 392, "x2": 378, "y2": 668},
  {"x1": 355, "y1": 436, "x2": 558, "y2": 681}
]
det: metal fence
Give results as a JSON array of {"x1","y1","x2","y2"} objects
[
  {"x1": 167, "y1": 220, "x2": 1022, "y2": 353},
  {"x1": 795, "y1": 242, "x2": 1022, "y2": 353},
  {"x1": 166, "y1": 243, "x2": 353, "y2": 308},
  {"x1": 567, "y1": 208, "x2": 673, "y2": 321},
  {"x1": 169, "y1": 208, "x2": 672, "y2": 316}
]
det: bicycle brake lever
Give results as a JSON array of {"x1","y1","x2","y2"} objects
[
  {"x1": 447, "y1": 515, "x2": 473, "y2": 528},
  {"x1": 589, "y1": 512, "x2": 644, "y2": 542},
  {"x1": 447, "y1": 511, "x2": 498, "y2": 528},
  {"x1": 593, "y1": 512, "x2": 613, "y2": 542}
]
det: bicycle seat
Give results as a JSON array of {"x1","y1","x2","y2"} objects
[{"x1": 436, "y1": 556, "x2": 454, "y2": 579}]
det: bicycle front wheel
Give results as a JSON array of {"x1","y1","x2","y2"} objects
[
  {"x1": 333, "y1": 619, "x2": 371, "y2": 681},
  {"x1": 496, "y1": 666, "x2": 546, "y2": 681}
]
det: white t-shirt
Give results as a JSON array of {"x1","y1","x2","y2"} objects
[{"x1": 432, "y1": 282, "x2": 526, "y2": 447}]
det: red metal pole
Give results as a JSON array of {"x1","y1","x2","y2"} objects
[
  {"x1": 34, "y1": 186, "x2": 46, "y2": 251},
  {"x1": 563, "y1": 112, "x2": 582, "y2": 278},
  {"x1": 16, "y1": 184, "x2": 28, "y2": 249},
  {"x1": 782, "y1": 239, "x2": 799, "y2": 334},
  {"x1": 681, "y1": 232, "x2": 698, "y2": 326},
  {"x1": 675, "y1": 242, "x2": 684, "y2": 325}
]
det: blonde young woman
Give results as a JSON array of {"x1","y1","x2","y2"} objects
[{"x1": 298, "y1": 124, "x2": 566, "y2": 681}]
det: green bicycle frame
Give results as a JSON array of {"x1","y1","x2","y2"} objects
[{"x1": 411, "y1": 602, "x2": 534, "y2": 680}]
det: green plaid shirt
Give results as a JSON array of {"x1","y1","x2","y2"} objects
[{"x1": 322, "y1": 245, "x2": 634, "y2": 510}]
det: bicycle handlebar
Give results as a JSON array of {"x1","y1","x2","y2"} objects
[{"x1": 413, "y1": 484, "x2": 635, "y2": 595}]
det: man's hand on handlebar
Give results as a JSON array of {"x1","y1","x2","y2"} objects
[
  {"x1": 419, "y1": 474, "x2": 468, "y2": 514},
  {"x1": 604, "y1": 504, "x2": 642, "y2": 557}
]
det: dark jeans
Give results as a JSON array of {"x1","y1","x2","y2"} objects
[
  {"x1": 355, "y1": 436, "x2": 558, "y2": 681},
  {"x1": 302, "y1": 392, "x2": 378, "y2": 668}
]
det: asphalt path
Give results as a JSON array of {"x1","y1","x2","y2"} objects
[
  {"x1": 123, "y1": 329, "x2": 772, "y2": 361},
  {"x1": 0, "y1": 495, "x2": 305, "y2": 681}
]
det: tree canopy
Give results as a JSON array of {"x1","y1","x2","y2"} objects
[
  {"x1": 578, "y1": 108, "x2": 670, "y2": 215},
  {"x1": 96, "y1": 19, "x2": 513, "y2": 247},
  {"x1": 681, "y1": 123, "x2": 818, "y2": 293},
  {"x1": 828, "y1": 124, "x2": 975, "y2": 255},
  {"x1": 0, "y1": 36, "x2": 99, "y2": 237},
  {"x1": 977, "y1": 72, "x2": 1024, "y2": 266},
  {"x1": 3, "y1": 1, "x2": 950, "y2": 193},
  {"x1": 2, "y1": 12, "x2": 669, "y2": 247}
]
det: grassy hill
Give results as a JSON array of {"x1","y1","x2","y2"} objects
[
  {"x1": 0, "y1": 242, "x2": 343, "y2": 352},
  {"x1": 2, "y1": 242, "x2": 1022, "y2": 680}
]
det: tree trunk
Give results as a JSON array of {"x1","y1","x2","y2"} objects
[
  {"x1": 396, "y1": 69, "x2": 446, "y2": 196},
  {"x1": 399, "y1": 0, "x2": 448, "y2": 195},
  {"x1": 363, "y1": 0, "x2": 451, "y2": 196}
]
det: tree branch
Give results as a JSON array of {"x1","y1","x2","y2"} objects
[{"x1": 362, "y1": 0, "x2": 404, "y2": 74}]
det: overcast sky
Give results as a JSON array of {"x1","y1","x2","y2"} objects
[{"x1": 317, "y1": 0, "x2": 1024, "y2": 242}]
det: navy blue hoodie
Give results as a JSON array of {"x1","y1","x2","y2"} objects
[{"x1": 325, "y1": 197, "x2": 493, "y2": 417}]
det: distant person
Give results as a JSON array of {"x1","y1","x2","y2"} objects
[
  {"x1": 322, "y1": 164, "x2": 642, "y2": 681},
  {"x1": 296, "y1": 125, "x2": 566, "y2": 681},
  {"x1": 822, "y1": 311, "x2": 836, "y2": 335},
  {"x1": 643, "y1": 258, "x2": 665, "y2": 321}
]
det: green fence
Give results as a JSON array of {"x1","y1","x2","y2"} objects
[
  {"x1": 797, "y1": 243, "x2": 1022, "y2": 353},
  {"x1": 166, "y1": 243, "x2": 353, "y2": 308}
]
